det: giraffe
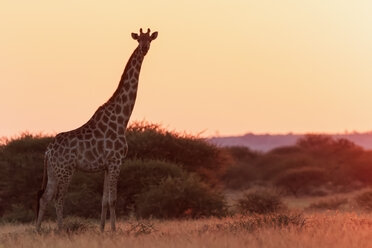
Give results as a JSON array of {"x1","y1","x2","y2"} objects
[{"x1": 36, "y1": 28, "x2": 158, "y2": 232}]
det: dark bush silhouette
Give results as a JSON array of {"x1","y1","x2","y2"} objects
[
  {"x1": 0, "y1": 134, "x2": 53, "y2": 219},
  {"x1": 1, "y1": 204, "x2": 34, "y2": 223},
  {"x1": 307, "y1": 198, "x2": 348, "y2": 211},
  {"x1": 355, "y1": 190, "x2": 372, "y2": 211},
  {"x1": 0, "y1": 126, "x2": 230, "y2": 222},
  {"x1": 135, "y1": 174, "x2": 227, "y2": 219},
  {"x1": 274, "y1": 167, "x2": 327, "y2": 196},
  {"x1": 117, "y1": 159, "x2": 184, "y2": 215},
  {"x1": 222, "y1": 146, "x2": 259, "y2": 189},
  {"x1": 126, "y1": 122, "x2": 230, "y2": 185},
  {"x1": 3, "y1": 130, "x2": 372, "y2": 222},
  {"x1": 236, "y1": 190, "x2": 286, "y2": 214},
  {"x1": 297, "y1": 134, "x2": 363, "y2": 158},
  {"x1": 257, "y1": 153, "x2": 317, "y2": 181},
  {"x1": 223, "y1": 135, "x2": 371, "y2": 193},
  {"x1": 224, "y1": 146, "x2": 260, "y2": 163},
  {"x1": 268, "y1": 146, "x2": 303, "y2": 155},
  {"x1": 2, "y1": 133, "x2": 53, "y2": 154}
]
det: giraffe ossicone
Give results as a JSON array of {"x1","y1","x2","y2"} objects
[{"x1": 36, "y1": 28, "x2": 158, "y2": 232}]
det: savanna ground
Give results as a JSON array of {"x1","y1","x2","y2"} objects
[
  {"x1": 2, "y1": 189, "x2": 372, "y2": 247},
  {"x1": 3, "y1": 123, "x2": 372, "y2": 247},
  {"x1": 2, "y1": 212, "x2": 372, "y2": 248}
]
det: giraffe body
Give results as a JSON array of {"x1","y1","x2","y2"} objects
[{"x1": 36, "y1": 29, "x2": 158, "y2": 232}]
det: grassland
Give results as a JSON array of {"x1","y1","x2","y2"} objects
[{"x1": 1, "y1": 212, "x2": 372, "y2": 248}]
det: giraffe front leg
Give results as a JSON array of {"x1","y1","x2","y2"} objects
[
  {"x1": 108, "y1": 162, "x2": 120, "y2": 232},
  {"x1": 100, "y1": 171, "x2": 109, "y2": 232},
  {"x1": 54, "y1": 173, "x2": 74, "y2": 231}
]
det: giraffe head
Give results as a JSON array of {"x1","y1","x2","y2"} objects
[{"x1": 131, "y1": 28, "x2": 158, "y2": 56}]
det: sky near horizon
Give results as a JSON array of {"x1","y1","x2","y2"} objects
[{"x1": 1, "y1": 1, "x2": 372, "y2": 138}]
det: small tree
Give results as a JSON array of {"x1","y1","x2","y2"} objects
[
  {"x1": 237, "y1": 190, "x2": 286, "y2": 214},
  {"x1": 135, "y1": 175, "x2": 227, "y2": 219},
  {"x1": 274, "y1": 167, "x2": 326, "y2": 196}
]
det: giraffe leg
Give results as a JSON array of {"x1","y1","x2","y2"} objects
[
  {"x1": 54, "y1": 172, "x2": 74, "y2": 231},
  {"x1": 36, "y1": 171, "x2": 57, "y2": 231},
  {"x1": 108, "y1": 162, "x2": 120, "y2": 231},
  {"x1": 100, "y1": 171, "x2": 109, "y2": 232}
]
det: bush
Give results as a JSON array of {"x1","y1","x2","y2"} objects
[
  {"x1": 297, "y1": 135, "x2": 363, "y2": 158},
  {"x1": 236, "y1": 190, "x2": 286, "y2": 215},
  {"x1": 222, "y1": 146, "x2": 260, "y2": 189},
  {"x1": 117, "y1": 159, "x2": 184, "y2": 215},
  {"x1": 2, "y1": 133, "x2": 53, "y2": 154},
  {"x1": 223, "y1": 146, "x2": 260, "y2": 164},
  {"x1": 274, "y1": 167, "x2": 327, "y2": 196},
  {"x1": 223, "y1": 164, "x2": 257, "y2": 189},
  {"x1": 1, "y1": 204, "x2": 34, "y2": 223},
  {"x1": 355, "y1": 191, "x2": 372, "y2": 211},
  {"x1": 0, "y1": 134, "x2": 52, "y2": 218},
  {"x1": 268, "y1": 146, "x2": 303, "y2": 155},
  {"x1": 257, "y1": 153, "x2": 316, "y2": 181},
  {"x1": 296, "y1": 134, "x2": 334, "y2": 151},
  {"x1": 0, "y1": 125, "x2": 230, "y2": 222},
  {"x1": 63, "y1": 173, "x2": 103, "y2": 218},
  {"x1": 126, "y1": 122, "x2": 230, "y2": 185},
  {"x1": 307, "y1": 198, "x2": 348, "y2": 211},
  {"x1": 135, "y1": 174, "x2": 227, "y2": 219}
]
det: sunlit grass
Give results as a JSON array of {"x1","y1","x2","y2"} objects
[{"x1": 1, "y1": 213, "x2": 372, "y2": 248}]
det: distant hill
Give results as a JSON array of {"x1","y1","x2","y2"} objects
[{"x1": 209, "y1": 132, "x2": 372, "y2": 152}]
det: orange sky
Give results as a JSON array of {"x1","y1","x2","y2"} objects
[{"x1": 1, "y1": 1, "x2": 372, "y2": 137}]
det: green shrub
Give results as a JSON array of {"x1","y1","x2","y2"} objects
[
  {"x1": 297, "y1": 135, "x2": 363, "y2": 158},
  {"x1": 346, "y1": 153, "x2": 372, "y2": 185},
  {"x1": 223, "y1": 164, "x2": 257, "y2": 189},
  {"x1": 64, "y1": 173, "x2": 103, "y2": 218},
  {"x1": 268, "y1": 146, "x2": 303, "y2": 155},
  {"x1": 117, "y1": 159, "x2": 184, "y2": 215},
  {"x1": 307, "y1": 198, "x2": 348, "y2": 211},
  {"x1": 223, "y1": 146, "x2": 260, "y2": 163},
  {"x1": 126, "y1": 122, "x2": 230, "y2": 185},
  {"x1": 274, "y1": 167, "x2": 327, "y2": 196},
  {"x1": 355, "y1": 191, "x2": 372, "y2": 211},
  {"x1": 1, "y1": 204, "x2": 34, "y2": 223},
  {"x1": 0, "y1": 134, "x2": 52, "y2": 218},
  {"x1": 257, "y1": 153, "x2": 316, "y2": 181},
  {"x1": 236, "y1": 190, "x2": 286, "y2": 215},
  {"x1": 296, "y1": 134, "x2": 334, "y2": 151},
  {"x1": 2, "y1": 133, "x2": 53, "y2": 154},
  {"x1": 135, "y1": 174, "x2": 227, "y2": 219},
  {"x1": 222, "y1": 146, "x2": 260, "y2": 189},
  {"x1": 0, "y1": 126, "x2": 230, "y2": 222}
]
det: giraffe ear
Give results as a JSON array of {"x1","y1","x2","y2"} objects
[
  {"x1": 151, "y1": 32, "x2": 158, "y2": 40},
  {"x1": 131, "y1": 33, "x2": 139, "y2": 40}
]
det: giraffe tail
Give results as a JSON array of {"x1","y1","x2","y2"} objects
[{"x1": 36, "y1": 154, "x2": 48, "y2": 220}]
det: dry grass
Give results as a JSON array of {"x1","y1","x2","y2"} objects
[{"x1": 1, "y1": 213, "x2": 372, "y2": 248}]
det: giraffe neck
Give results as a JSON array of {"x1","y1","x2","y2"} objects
[{"x1": 107, "y1": 47, "x2": 144, "y2": 126}]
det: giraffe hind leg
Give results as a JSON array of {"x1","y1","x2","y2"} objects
[
  {"x1": 36, "y1": 170, "x2": 57, "y2": 231},
  {"x1": 100, "y1": 170, "x2": 109, "y2": 232}
]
